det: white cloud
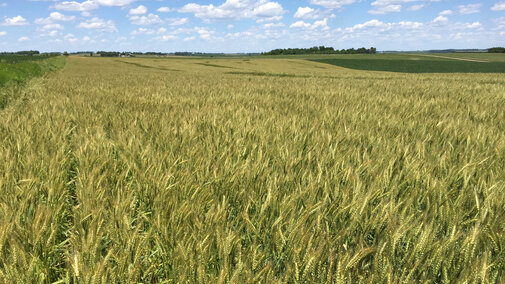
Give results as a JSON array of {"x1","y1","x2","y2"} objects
[
  {"x1": 345, "y1": 19, "x2": 388, "y2": 32},
  {"x1": 369, "y1": 4, "x2": 401, "y2": 14},
  {"x1": 129, "y1": 13, "x2": 163, "y2": 25},
  {"x1": 77, "y1": 17, "x2": 117, "y2": 31},
  {"x1": 226, "y1": 31, "x2": 254, "y2": 38},
  {"x1": 290, "y1": 18, "x2": 329, "y2": 30},
  {"x1": 369, "y1": 0, "x2": 440, "y2": 15},
  {"x1": 42, "y1": 23, "x2": 64, "y2": 30},
  {"x1": 313, "y1": 18, "x2": 329, "y2": 30},
  {"x1": 458, "y1": 4, "x2": 481, "y2": 14},
  {"x1": 290, "y1": 21, "x2": 311, "y2": 29},
  {"x1": 253, "y1": 2, "x2": 284, "y2": 22},
  {"x1": 310, "y1": 0, "x2": 356, "y2": 9},
  {"x1": 53, "y1": 0, "x2": 99, "y2": 11},
  {"x1": 159, "y1": 34, "x2": 176, "y2": 41},
  {"x1": 342, "y1": 19, "x2": 423, "y2": 34},
  {"x1": 47, "y1": 30, "x2": 59, "y2": 36},
  {"x1": 439, "y1": 10, "x2": 453, "y2": 15},
  {"x1": 179, "y1": 0, "x2": 285, "y2": 22},
  {"x1": 129, "y1": 5, "x2": 147, "y2": 15},
  {"x1": 432, "y1": 15, "x2": 448, "y2": 23},
  {"x1": 48, "y1": 12, "x2": 75, "y2": 21},
  {"x1": 294, "y1": 7, "x2": 314, "y2": 18},
  {"x1": 2, "y1": 16, "x2": 29, "y2": 26},
  {"x1": 157, "y1": 7, "x2": 170, "y2": 13},
  {"x1": 35, "y1": 12, "x2": 75, "y2": 24},
  {"x1": 263, "y1": 22, "x2": 284, "y2": 28},
  {"x1": 18, "y1": 36, "x2": 30, "y2": 42},
  {"x1": 492, "y1": 2, "x2": 505, "y2": 11},
  {"x1": 179, "y1": 2, "x2": 248, "y2": 21},
  {"x1": 131, "y1": 27, "x2": 154, "y2": 35},
  {"x1": 294, "y1": 6, "x2": 324, "y2": 20},
  {"x1": 166, "y1": 18, "x2": 189, "y2": 26},
  {"x1": 407, "y1": 4, "x2": 424, "y2": 11},
  {"x1": 64, "y1": 33, "x2": 78, "y2": 43},
  {"x1": 196, "y1": 27, "x2": 215, "y2": 39},
  {"x1": 464, "y1": 21, "x2": 482, "y2": 29},
  {"x1": 95, "y1": 0, "x2": 135, "y2": 7},
  {"x1": 0, "y1": 31, "x2": 6, "y2": 36},
  {"x1": 53, "y1": 0, "x2": 134, "y2": 12},
  {"x1": 227, "y1": 24, "x2": 234, "y2": 29}
]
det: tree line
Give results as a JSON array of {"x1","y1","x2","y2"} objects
[
  {"x1": 262, "y1": 46, "x2": 377, "y2": 55},
  {"x1": 488, "y1": 47, "x2": 505, "y2": 53}
]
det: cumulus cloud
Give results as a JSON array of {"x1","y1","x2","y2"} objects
[
  {"x1": 42, "y1": 23, "x2": 64, "y2": 30},
  {"x1": 53, "y1": 0, "x2": 134, "y2": 12},
  {"x1": 290, "y1": 18, "x2": 329, "y2": 30},
  {"x1": 129, "y1": 14, "x2": 163, "y2": 25},
  {"x1": 179, "y1": 0, "x2": 285, "y2": 22},
  {"x1": 439, "y1": 10, "x2": 453, "y2": 15},
  {"x1": 196, "y1": 27, "x2": 215, "y2": 39},
  {"x1": 18, "y1": 36, "x2": 30, "y2": 42},
  {"x1": 95, "y1": 0, "x2": 135, "y2": 7},
  {"x1": 491, "y1": 2, "x2": 505, "y2": 11},
  {"x1": 369, "y1": 0, "x2": 440, "y2": 15},
  {"x1": 64, "y1": 33, "x2": 78, "y2": 43},
  {"x1": 294, "y1": 7, "x2": 325, "y2": 20},
  {"x1": 407, "y1": 4, "x2": 424, "y2": 11},
  {"x1": 157, "y1": 7, "x2": 170, "y2": 13},
  {"x1": 464, "y1": 22, "x2": 482, "y2": 29},
  {"x1": 166, "y1": 18, "x2": 189, "y2": 26},
  {"x1": 131, "y1": 27, "x2": 155, "y2": 35},
  {"x1": 2, "y1": 16, "x2": 29, "y2": 26},
  {"x1": 35, "y1": 12, "x2": 75, "y2": 25},
  {"x1": 77, "y1": 17, "x2": 117, "y2": 32},
  {"x1": 369, "y1": 4, "x2": 401, "y2": 14},
  {"x1": 129, "y1": 5, "x2": 147, "y2": 15},
  {"x1": 342, "y1": 19, "x2": 423, "y2": 33},
  {"x1": 0, "y1": 31, "x2": 6, "y2": 36},
  {"x1": 263, "y1": 22, "x2": 284, "y2": 28},
  {"x1": 290, "y1": 21, "x2": 311, "y2": 29},
  {"x1": 53, "y1": 0, "x2": 99, "y2": 11},
  {"x1": 432, "y1": 15, "x2": 448, "y2": 23},
  {"x1": 158, "y1": 34, "x2": 176, "y2": 41},
  {"x1": 253, "y1": 2, "x2": 284, "y2": 22},
  {"x1": 458, "y1": 4, "x2": 481, "y2": 14},
  {"x1": 310, "y1": 0, "x2": 356, "y2": 9}
]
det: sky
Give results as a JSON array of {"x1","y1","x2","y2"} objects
[{"x1": 1, "y1": 0, "x2": 504, "y2": 52}]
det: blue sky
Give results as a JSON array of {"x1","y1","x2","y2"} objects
[{"x1": 1, "y1": 0, "x2": 504, "y2": 52}]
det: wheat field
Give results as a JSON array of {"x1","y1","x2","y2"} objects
[{"x1": 1, "y1": 56, "x2": 504, "y2": 282}]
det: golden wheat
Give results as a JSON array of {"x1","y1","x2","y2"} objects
[{"x1": 0, "y1": 56, "x2": 504, "y2": 282}]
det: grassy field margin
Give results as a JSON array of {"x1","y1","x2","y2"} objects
[{"x1": 0, "y1": 56, "x2": 66, "y2": 109}]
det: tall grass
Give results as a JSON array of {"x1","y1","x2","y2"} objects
[
  {"x1": 0, "y1": 56, "x2": 66, "y2": 109},
  {"x1": 0, "y1": 57, "x2": 504, "y2": 282}
]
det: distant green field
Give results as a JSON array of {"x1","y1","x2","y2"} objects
[{"x1": 309, "y1": 53, "x2": 505, "y2": 73}]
